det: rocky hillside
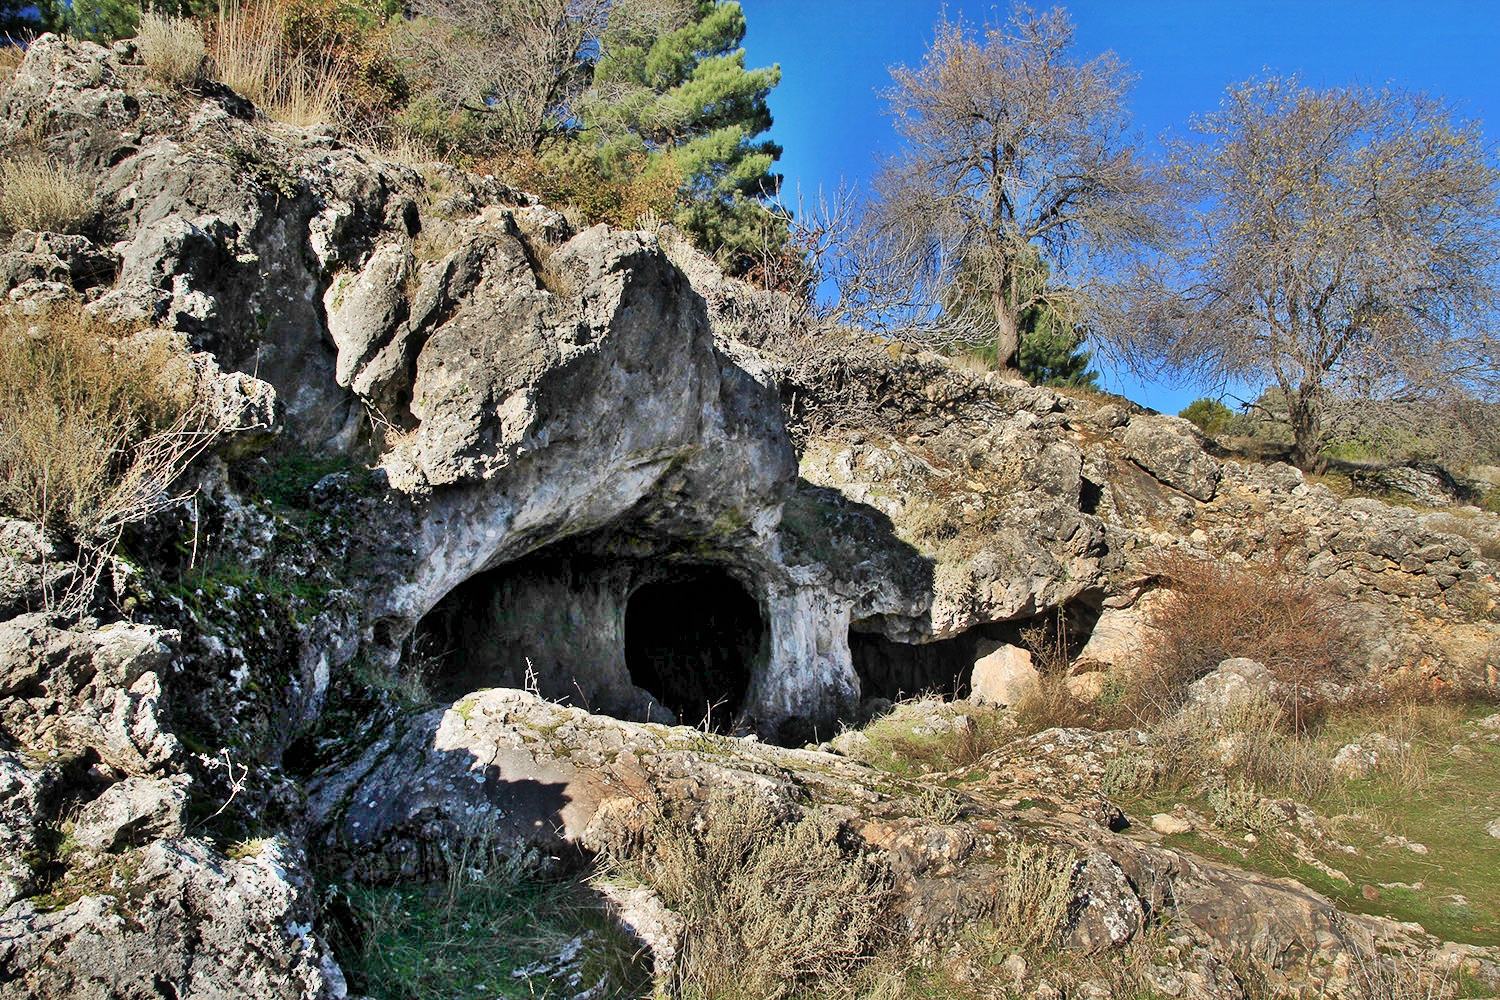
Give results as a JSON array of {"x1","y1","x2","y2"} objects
[{"x1": 0, "y1": 36, "x2": 1497, "y2": 999}]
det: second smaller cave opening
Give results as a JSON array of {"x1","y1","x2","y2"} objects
[
  {"x1": 624, "y1": 570, "x2": 764, "y2": 732},
  {"x1": 849, "y1": 601, "x2": 1104, "y2": 704}
]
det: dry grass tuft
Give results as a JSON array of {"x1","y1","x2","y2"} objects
[
  {"x1": 0, "y1": 158, "x2": 91, "y2": 237},
  {"x1": 621, "y1": 791, "x2": 893, "y2": 1000},
  {"x1": 992, "y1": 840, "x2": 1078, "y2": 950},
  {"x1": 138, "y1": 11, "x2": 206, "y2": 87},
  {"x1": 0, "y1": 43, "x2": 22, "y2": 88},
  {"x1": 1145, "y1": 551, "x2": 1355, "y2": 701},
  {"x1": 210, "y1": 2, "x2": 342, "y2": 125},
  {"x1": 0, "y1": 305, "x2": 199, "y2": 540}
]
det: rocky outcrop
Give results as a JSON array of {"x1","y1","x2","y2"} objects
[
  {"x1": 309, "y1": 689, "x2": 1492, "y2": 998},
  {"x1": 2, "y1": 34, "x2": 1499, "y2": 1000},
  {"x1": 0, "y1": 838, "x2": 344, "y2": 1000}
]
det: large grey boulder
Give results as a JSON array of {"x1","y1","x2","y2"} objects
[
  {"x1": 0, "y1": 521, "x2": 75, "y2": 621},
  {"x1": 0, "y1": 838, "x2": 344, "y2": 999},
  {"x1": 72, "y1": 775, "x2": 190, "y2": 853},
  {"x1": 0, "y1": 754, "x2": 55, "y2": 910},
  {"x1": 0, "y1": 615, "x2": 179, "y2": 774},
  {"x1": 1181, "y1": 658, "x2": 1274, "y2": 721},
  {"x1": 1121, "y1": 414, "x2": 1222, "y2": 501}
]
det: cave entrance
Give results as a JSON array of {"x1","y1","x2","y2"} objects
[
  {"x1": 625, "y1": 569, "x2": 763, "y2": 732},
  {"x1": 849, "y1": 600, "x2": 1104, "y2": 704}
]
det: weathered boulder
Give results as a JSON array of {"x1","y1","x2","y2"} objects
[
  {"x1": 1180, "y1": 658, "x2": 1273, "y2": 721},
  {"x1": 0, "y1": 754, "x2": 55, "y2": 910},
  {"x1": 72, "y1": 775, "x2": 190, "y2": 853},
  {"x1": 1121, "y1": 415, "x2": 1222, "y2": 501},
  {"x1": 0, "y1": 521, "x2": 75, "y2": 621},
  {"x1": 307, "y1": 687, "x2": 1441, "y2": 997},
  {"x1": 1072, "y1": 592, "x2": 1165, "y2": 674},
  {"x1": 0, "y1": 838, "x2": 344, "y2": 999},
  {"x1": 970, "y1": 643, "x2": 1039, "y2": 707},
  {"x1": 0, "y1": 615, "x2": 179, "y2": 773}
]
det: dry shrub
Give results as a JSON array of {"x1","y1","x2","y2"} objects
[
  {"x1": 1145, "y1": 552, "x2": 1354, "y2": 698},
  {"x1": 0, "y1": 43, "x2": 22, "y2": 88},
  {"x1": 1345, "y1": 939, "x2": 1459, "y2": 1000},
  {"x1": 1013, "y1": 671, "x2": 1084, "y2": 733},
  {"x1": 0, "y1": 158, "x2": 90, "y2": 236},
  {"x1": 1106, "y1": 693, "x2": 1336, "y2": 805},
  {"x1": 138, "y1": 11, "x2": 206, "y2": 87},
  {"x1": 0, "y1": 304, "x2": 199, "y2": 540},
  {"x1": 624, "y1": 792, "x2": 892, "y2": 1000},
  {"x1": 209, "y1": 0, "x2": 404, "y2": 131},
  {"x1": 991, "y1": 841, "x2": 1077, "y2": 951}
]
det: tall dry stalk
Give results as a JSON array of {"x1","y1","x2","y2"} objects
[{"x1": 211, "y1": 1, "x2": 342, "y2": 125}]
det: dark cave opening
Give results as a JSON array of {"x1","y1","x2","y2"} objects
[
  {"x1": 849, "y1": 628, "x2": 983, "y2": 702},
  {"x1": 624, "y1": 569, "x2": 763, "y2": 732},
  {"x1": 850, "y1": 600, "x2": 1104, "y2": 704}
]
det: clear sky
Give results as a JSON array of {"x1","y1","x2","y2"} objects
[{"x1": 740, "y1": 1, "x2": 1500, "y2": 414}]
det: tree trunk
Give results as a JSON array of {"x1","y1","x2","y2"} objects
[
  {"x1": 1288, "y1": 380, "x2": 1325, "y2": 472},
  {"x1": 994, "y1": 306, "x2": 1021, "y2": 372}
]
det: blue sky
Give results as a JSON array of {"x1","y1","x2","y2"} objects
[{"x1": 740, "y1": 1, "x2": 1500, "y2": 414}]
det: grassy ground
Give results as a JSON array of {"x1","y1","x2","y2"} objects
[{"x1": 1110, "y1": 701, "x2": 1500, "y2": 947}]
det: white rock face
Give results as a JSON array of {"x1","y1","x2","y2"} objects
[
  {"x1": 1073, "y1": 592, "x2": 1166, "y2": 674},
  {"x1": 970, "y1": 643, "x2": 1039, "y2": 707},
  {"x1": 73, "y1": 775, "x2": 190, "y2": 853}
]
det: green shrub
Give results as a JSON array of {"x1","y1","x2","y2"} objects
[{"x1": 1179, "y1": 397, "x2": 1234, "y2": 437}]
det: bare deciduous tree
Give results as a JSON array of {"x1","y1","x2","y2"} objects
[
  {"x1": 1107, "y1": 75, "x2": 1500, "y2": 470},
  {"x1": 839, "y1": 5, "x2": 1158, "y2": 370}
]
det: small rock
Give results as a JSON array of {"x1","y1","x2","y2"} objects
[
  {"x1": 1485, "y1": 817, "x2": 1500, "y2": 839},
  {"x1": 1033, "y1": 978, "x2": 1063, "y2": 1000},
  {"x1": 1180, "y1": 658, "x2": 1272, "y2": 721},
  {"x1": 1152, "y1": 813, "x2": 1193, "y2": 836},
  {"x1": 1362, "y1": 884, "x2": 1380, "y2": 901},
  {"x1": 1001, "y1": 953, "x2": 1027, "y2": 987},
  {"x1": 1478, "y1": 714, "x2": 1500, "y2": 732}
]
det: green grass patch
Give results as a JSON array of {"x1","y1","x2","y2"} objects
[
  {"x1": 234, "y1": 452, "x2": 364, "y2": 510},
  {"x1": 335, "y1": 862, "x2": 650, "y2": 1000}
]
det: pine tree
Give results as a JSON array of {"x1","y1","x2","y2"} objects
[
  {"x1": 943, "y1": 247, "x2": 1100, "y2": 387},
  {"x1": 65, "y1": 0, "x2": 140, "y2": 42},
  {"x1": 1017, "y1": 307, "x2": 1099, "y2": 389},
  {"x1": 590, "y1": 0, "x2": 782, "y2": 273},
  {"x1": 1, "y1": 0, "x2": 66, "y2": 37}
]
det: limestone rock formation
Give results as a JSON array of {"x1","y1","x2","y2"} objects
[{"x1": 0, "y1": 34, "x2": 1497, "y2": 1000}]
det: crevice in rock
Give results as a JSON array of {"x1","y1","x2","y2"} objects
[
  {"x1": 624, "y1": 568, "x2": 763, "y2": 732},
  {"x1": 1079, "y1": 476, "x2": 1104, "y2": 515}
]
